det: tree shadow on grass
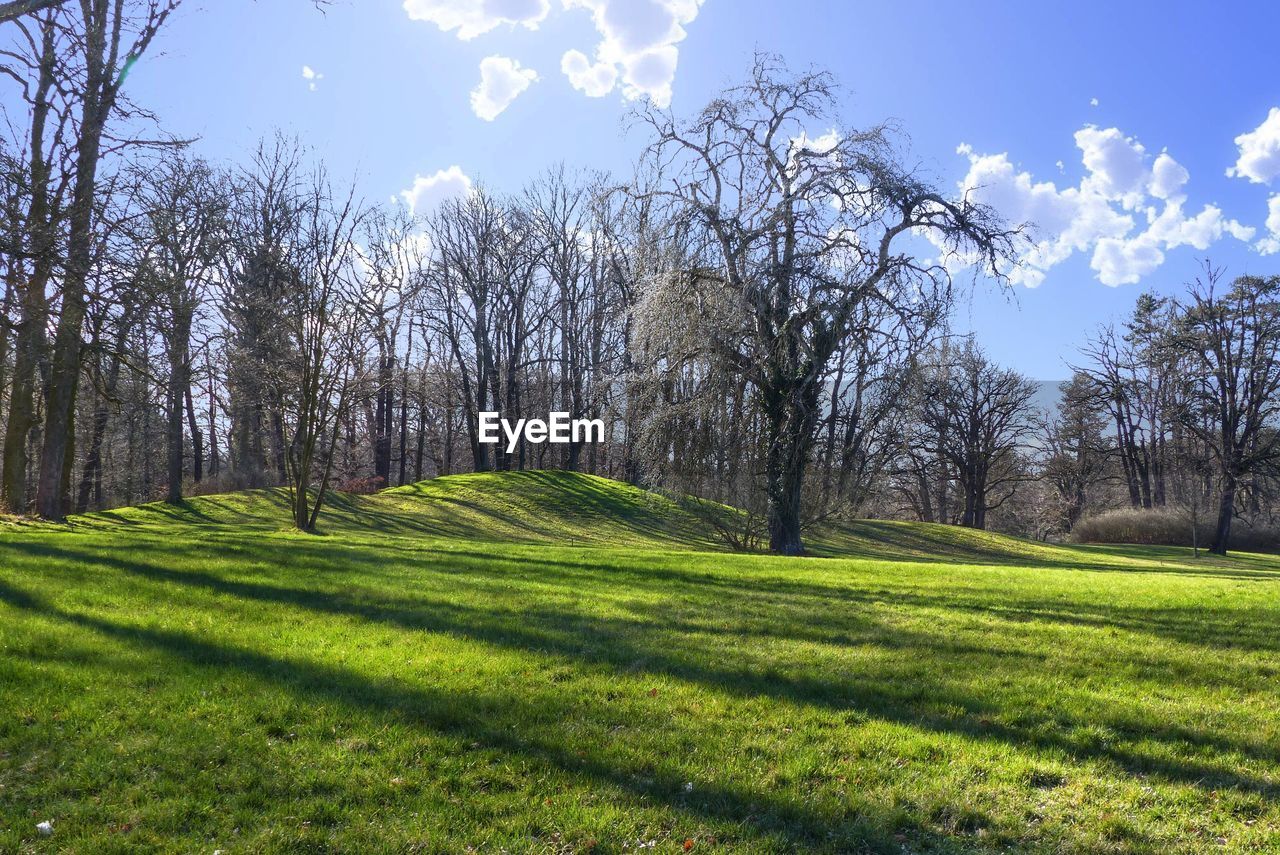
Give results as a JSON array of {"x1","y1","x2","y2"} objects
[
  {"x1": 0, "y1": 575, "x2": 950, "y2": 854},
  {"x1": 362, "y1": 541, "x2": 1280, "y2": 655},
  {"x1": 3, "y1": 538, "x2": 1277, "y2": 803}
]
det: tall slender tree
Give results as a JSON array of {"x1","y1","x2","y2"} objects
[{"x1": 35, "y1": 0, "x2": 180, "y2": 518}]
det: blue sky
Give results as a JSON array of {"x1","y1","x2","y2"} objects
[{"x1": 35, "y1": 1, "x2": 1280, "y2": 376}]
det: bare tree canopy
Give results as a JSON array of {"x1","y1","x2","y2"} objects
[
  {"x1": 630, "y1": 53, "x2": 1021, "y2": 553},
  {"x1": 0, "y1": 0, "x2": 62, "y2": 24}
]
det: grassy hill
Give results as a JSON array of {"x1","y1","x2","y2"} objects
[
  {"x1": 62, "y1": 470, "x2": 734, "y2": 550},
  {"x1": 2, "y1": 472, "x2": 1279, "y2": 852}
]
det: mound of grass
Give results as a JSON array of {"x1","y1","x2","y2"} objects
[
  {"x1": 2, "y1": 472, "x2": 1279, "y2": 852},
  {"x1": 58, "y1": 469, "x2": 1174, "y2": 564},
  {"x1": 60, "y1": 470, "x2": 737, "y2": 550}
]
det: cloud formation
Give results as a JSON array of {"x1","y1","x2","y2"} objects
[
  {"x1": 1227, "y1": 108, "x2": 1280, "y2": 255},
  {"x1": 1258, "y1": 195, "x2": 1280, "y2": 256},
  {"x1": 953, "y1": 126, "x2": 1253, "y2": 287},
  {"x1": 1227, "y1": 107, "x2": 1280, "y2": 184},
  {"x1": 470, "y1": 55, "x2": 539, "y2": 121},
  {"x1": 402, "y1": 0, "x2": 704, "y2": 109},
  {"x1": 402, "y1": 0, "x2": 550, "y2": 40},
  {"x1": 560, "y1": 0, "x2": 703, "y2": 107},
  {"x1": 302, "y1": 65, "x2": 323, "y2": 92},
  {"x1": 561, "y1": 49, "x2": 618, "y2": 98},
  {"x1": 399, "y1": 165, "x2": 473, "y2": 215}
]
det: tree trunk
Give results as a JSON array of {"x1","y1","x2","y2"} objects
[
  {"x1": 186, "y1": 380, "x2": 203, "y2": 484},
  {"x1": 762, "y1": 383, "x2": 815, "y2": 556},
  {"x1": 76, "y1": 342, "x2": 123, "y2": 514},
  {"x1": 374, "y1": 351, "x2": 392, "y2": 482},
  {"x1": 206, "y1": 353, "x2": 219, "y2": 477},
  {"x1": 2, "y1": 302, "x2": 43, "y2": 512},
  {"x1": 764, "y1": 426, "x2": 805, "y2": 555},
  {"x1": 3, "y1": 15, "x2": 54, "y2": 514},
  {"x1": 1210, "y1": 478, "x2": 1236, "y2": 556},
  {"x1": 166, "y1": 324, "x2": 191, "y2": 504},
  {"x1": 35, "y1": 46, "x2": 109, "y2": 519},
  {"x1": 269, "y1": 407, "x2": 287, "y2": 482},
  {"x1": 398, "y1": 355, "x2": 409, "y2": 486}
]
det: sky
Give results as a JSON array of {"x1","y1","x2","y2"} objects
[{"x1": 15, "y1": 0, "x2": 1280, "y2": 378}]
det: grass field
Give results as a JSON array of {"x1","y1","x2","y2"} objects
[{"x1": 2, "y1": 472, "x2": 1278, "y2": 853}]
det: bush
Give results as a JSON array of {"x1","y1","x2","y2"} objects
[
  {"x1": 1072, "y1": 507, "x2": 1280, "y2": 552},
  {"x1": 334, "y1": 475, "x2": 386, "y2": 495},
  {"x1": 184, "y1": 468, "x2": 280, "y2": 498}
]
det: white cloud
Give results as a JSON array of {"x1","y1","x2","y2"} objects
[
  {"x1": 1227, "y1": 107, "x2": 1280, "y2": 185},
  {"x1": 402, "y1": 0, "x2": 550, "y2": 40},
  {"x1": 302, "y1": 65, "x2": 323, "y2": 92},
  {"x1": 1148, "y1": 152, "x2": 1189, "y2": 200},
  {"x1": 561, "y1": 48, "x2": 618, "y2": 97},
  {"x1": 560, "y1": 0, "x2": 704, "y2": 108},
  {"x1": 1075, "y1": 126, "x2": 1149, "y2": 208},
  {"x1": 952, "y1": 125, "x2": 1253, "y2": 288},
  {"x1": 470, "y1": 55, "x2": 538, "y2": 121},
  {"x1": 401, "y1": 0, "x2": 702, "y2": 108},
  {"x1": 1090, "y1": 97, "x2": 1099, "y2": 107},
  {"x1": 399, "y1": 165, "x2": 473, "y2": 215},
  {"x1": 1258, "y1": 194, "x2": 1280, "y2": 255}
]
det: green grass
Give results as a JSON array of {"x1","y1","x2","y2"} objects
[
  {"x1": 63, "y1": 471, "x2": 733, "y2": 549},
  {"x1": 2, "y1": 471, "x2": 1278, "y2": 853}
]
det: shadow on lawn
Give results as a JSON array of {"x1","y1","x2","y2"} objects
[
  {"x1": 0, "y1": 574, "x2": 950, "y2": 853},
  {"x1": 3, "y1": 536, "x2": 1278, "y2": 809}
]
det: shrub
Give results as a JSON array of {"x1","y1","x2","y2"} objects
[
  {"x1": 1072, "y1": 507, "x2": 1280, "y2": 552},
  {"x1": 334, "y1": 475, "x2": 386, "y2": 495},
  {"x1": 184, "y1": 469, "x2": 280, "y2": 498}
]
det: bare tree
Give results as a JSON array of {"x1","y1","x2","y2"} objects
[
  {"x1": 33, "y1": 0, "x2": 181, "y2": 518},
  {"x1": 915, "y1": 340, "x2": 1038, "y2": 530},
  {"x1": 0, "y1": 0, "x2": 329, "y2": 24},
  {"x1": 424, "y1": 185, "x2": 540, "y2": 473},
  {"x1": 133, "y1": 153, "x2": 228, "y2": 503},
  {"x1": 360, "y1": 207, "x2": 422, "y2": 485},
  {"x1": 632, "y1": 54, "x2": 1018, "y2": 553},
  {"x1": 1075, "y1": 294, "x2": 1182, "y2": 511},
  {"x1": 0, "y1": 9, "x2": 74, "y2": 511},
  {"x1": 277, "y1": 171, "x2": 366, "y2": 531},
  {"x1": 0, "y1": 0, "x2": 64, "y2": 23},
  {"x1": 1172, "y1": 268, "x2": 1280, "y2": 555}
]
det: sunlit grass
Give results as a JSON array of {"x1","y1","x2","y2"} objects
[{"x1": 2, "y1": 472, "x2": 1278, "y2": 852}]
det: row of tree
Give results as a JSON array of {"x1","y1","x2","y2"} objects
[{"x1": 2, "y1": 3, "x2": 1278, "y2": 555}]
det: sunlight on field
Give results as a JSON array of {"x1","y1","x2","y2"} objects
[{"x1": 2, "y1": 473, "x2": 1278, "y2": 853}]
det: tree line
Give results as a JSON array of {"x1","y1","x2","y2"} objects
[{"x1": 2, "y1": 4, "x2": 1279, "y2": 555}]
